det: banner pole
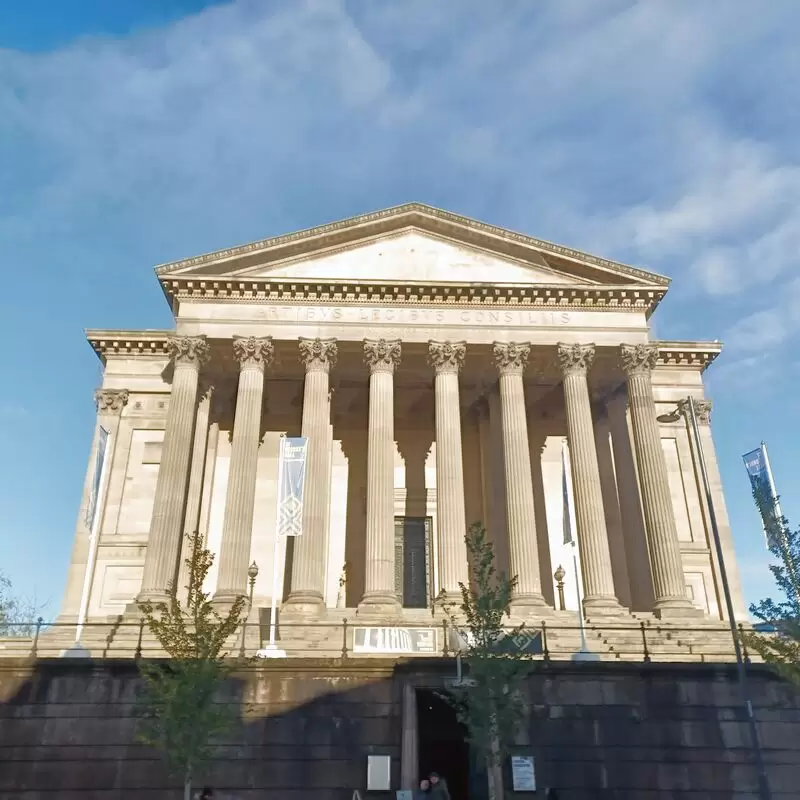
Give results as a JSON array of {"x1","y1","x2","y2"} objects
[{"x1": 261, "y1": 435, "x2": 286, "y2": 658}]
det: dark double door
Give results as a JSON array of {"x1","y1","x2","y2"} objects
[{"x1": 394, "y1": 516, "x2": 433, "y2": 609}]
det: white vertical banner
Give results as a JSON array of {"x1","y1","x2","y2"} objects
[
  {"x1": 560, "y1": 439, "x2": 584, "y2": 610},
  {"x1": 275, "y1": 436, "x2": 309, "y2": 537}
]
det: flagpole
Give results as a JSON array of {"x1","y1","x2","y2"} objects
[{"x1": 259, "y1": 435, "x2": 287, "y2": 658}]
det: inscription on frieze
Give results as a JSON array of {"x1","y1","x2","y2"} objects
[{"x1": 252, "y1": 304, "x2": 572, "y2": 327}]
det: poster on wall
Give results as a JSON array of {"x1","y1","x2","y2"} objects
[{"x1": 510, "y1": 756, "x2": 536, "y2": 791}]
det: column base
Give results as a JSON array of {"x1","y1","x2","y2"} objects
[
  {"x1": 510, "y1": 593, "x2": 549, "y2": 615},
  {"x1": 211, "y1": 591, "x2": 248, "y2": 615},
  {"x1": 583, "y1": 596, "x2": 625, "y2": 617},
  {"x1": 282, "y1": 591, "x2": 326, "y2": 619},
  {"x1": 127, "y1": 590, "x2": 171, "y2": 615},
  {"x1": 652, "y1": 599, "x2": 704, "y2": 620},
  {"x1": 357, "y1": 593, "x2": 402, "y2": 618}
]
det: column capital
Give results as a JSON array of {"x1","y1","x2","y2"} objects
[
  {"x1": 168, "y1": 335, "x2": 210, "y2": 368},
  {"x1": 493, "y1": 341, "x2": 530, "y2": 375},
  {"x1": 428, "y1": 340, "x2": 466, "y2": 374},
  {"x1": 678, "y1": 397, "x2": 713, "y2": 425},
  {"x1": 557, "y1": 342, "x2": 595, "y2": 376},
  {"x1": 233, "y1": 335, "x2": 274, "y2": 370},
  {"x1": 620, "y1": 343, "x2": 658, "y2": 376},
  {"x1": 95, "y1": 388, "x2": 129, "y2": 415},
  {"x1": 299, "y1": 337, "x2": 338, "y2": 373},
  {"x1": 364, "y1": 338, "x2": 401, "y2": 374}
]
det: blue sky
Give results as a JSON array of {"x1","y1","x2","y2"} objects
[{"x1": 1, "y1": 0, "x2": 798, "y2": 618}]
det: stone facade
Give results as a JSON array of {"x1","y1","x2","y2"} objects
[
  {"x1": 57, "y1": 204, "x2": 745, "y2": 635},
  {"x1": 1, "y1": 658, "x2": 799, "y2": 798}
]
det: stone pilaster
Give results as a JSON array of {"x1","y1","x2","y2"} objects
[
  {"x1": 61, "y1": 389, "x2": 129, "y2": 619},
  {"x1": 138, "y1": 336, "x2": 209, "y2": 605},
  {"x1": 492, "y1": 342, "x2": 545, "y2": 608},
  {"x1": 621, "y1": 344, "x2": 696, "y2": 617},
  {"x1": 557, "y1": 343, "x2": 621, "y2": 614},
  {"x1": 285, "y1": 337, "x2": 337, "y2": 616},
  {"x1": 359, "y1": 338, "x2": 402, "y2": 614},
  {"x1": 428, "y1": 341, "x2": 469, "y2": 598},
  {"x1": 214, "y1": 336, "x2": 273, "y2": 604}
]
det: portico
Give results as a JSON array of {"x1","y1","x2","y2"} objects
[{"x1": 60, "y1": 204, "x2": 746, "y2": 636}]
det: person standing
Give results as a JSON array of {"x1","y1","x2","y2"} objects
[{"x1": 428, "y1": 772, "x2": 451, "y2": 800}]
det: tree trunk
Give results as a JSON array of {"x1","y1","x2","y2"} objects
[
  {"x1": 486, "y1": 734, "x2": 504, "y2": 800},
  {"x1": 184, "y1": 760, "x2": 192, "y2": 800}
]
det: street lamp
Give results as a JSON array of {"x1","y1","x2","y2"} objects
[
  {"x1": 658, "y1": 395, "x2": 771, "y2": 800},
  {"x1": 238, "y1": 561, "x2": 259, "y2": 659}
]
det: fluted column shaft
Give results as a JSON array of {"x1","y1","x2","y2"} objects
[
  {"x1": 139, "y1": 337, "x2": 209, "y2": 603},
  {"x1": 492, "y1": 343, "x2": 545, "y2": 607},
  {"x1": 286, "y1": 338, "x2": 337, "y2": 614},
  {"x1": 214, "y1": 337, "x2": 273, "y2": 603},
  {"x1": 621, "y1": 344, "x2": 694, "y2": 616},
  {"x1": 557, "y1": 343, "x2": 621, "y2": 613},
  {"x1": 360, "y1": 339, "x2": 402, "y2": 612},
  {"x1": 429, "y1": 341, "x2": 470, "y2": 597}
]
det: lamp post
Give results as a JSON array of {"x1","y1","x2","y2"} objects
[
  {"x1": 239, "y1": 561, "x2": 259, "y2": 659},
  {"x1": 658, "y1": 395, "x2": 771, "y2": 800},
  {"x1": 554, "y1": 565, "x2": 566, "y2": 611}
]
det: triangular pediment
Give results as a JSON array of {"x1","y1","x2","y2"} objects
[{"x1": 156, "y1": 203, "x2": 669, "y2": 288}]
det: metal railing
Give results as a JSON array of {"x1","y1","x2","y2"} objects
[{"x1": 0, "y1": 617, "x2": 757, "y2": 664}]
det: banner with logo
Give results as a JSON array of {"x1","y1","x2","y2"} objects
[
  {"x1": 742, "y1": 443, "x2": 781, "y2": 549},
  {"x1": 85, "y1": 427, "x2": 109, "y2": 528},
  {"x1": 276, "y1": 436, "x2": 308, "y2": 537},
  {"x1": 561, "y1": 439, "x2": 576, "y2": 546}
]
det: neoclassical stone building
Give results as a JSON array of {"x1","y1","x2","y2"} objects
[{"x1": 59, "y1": 204, "x2": 745, "y2": 648}]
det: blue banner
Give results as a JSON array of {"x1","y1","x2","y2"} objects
[
  {"x1": 562, "y1": 441, "x2": 574, "y2": 546},
  {"x1": 85, "y1": 427, "x2": 109, "y2": 528},
  {"x1": 276, "y1": 437, "x2": 308, "y2": 537},
  {"x1": 743, "y1": 444, "x2": 780, "y2": 548}
]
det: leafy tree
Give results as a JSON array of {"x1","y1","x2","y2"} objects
[
  {"x1": 748, "y1": 488, "x2": 800, "y2": 684},
  {"x1": 0, "y1": 572, "x2": 45, "y2": 637},
  {"x1": 436, "y1": 522, "x2": 531, "y2": 800},
  {"x1": 137, "y1": 532, "x2": 248, "y2": 800}
]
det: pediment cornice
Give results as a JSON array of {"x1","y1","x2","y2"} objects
[
  {"x1": 154, "y1": 203, "x2": 669, "y2": 289},
  {"x1": 161, "y1": 277, "x2": 666, "y2": 316}
]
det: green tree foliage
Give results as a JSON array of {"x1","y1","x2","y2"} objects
[
  {"x1": 0, "y1": 572, "x2": 44, "y2": 637},
  {"x1": 436, "y1": 522, "x2": 531, "y2": 800},
  {"x1": 748, "y1": 487, "x2": 800, "y2": 684},
  {"x1": 137, "y1": 532, "x2": 247, "y2": 800}
]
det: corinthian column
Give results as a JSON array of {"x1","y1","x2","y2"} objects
[
  {"x1": 492, "y1": 342, "x2": 545, "y2": 608},
  {"x1": 138, "y1": 336, "x2": 209, "y2": 605},
  {"x1": 359, "y1": 338, "x2": 402, "y2": 614},
  {"x1": 557, "y1": 343, "x2": 621, "y2": 614},
  {"x1": 621, "y1": 344, "x2": 696, "y2": 617},
  {"x1": 428, "y1": 341, "x2": 470, "y2": 598},
  {"x1": 214, "y1": 336, "x2": 273, "y2": 605},
  {"x1": 285, "y1": 337, "x2": 338, "y2": 616}
]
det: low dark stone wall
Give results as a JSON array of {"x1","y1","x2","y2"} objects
[{"x1": 0, "y1": 657, "x2": 799, "y2": 799}]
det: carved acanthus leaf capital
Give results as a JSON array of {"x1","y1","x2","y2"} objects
[
  {"x1": 233, "y1": 336, "x2": 274, "y2": 370},
  {"x1": 364, "y1": 338, "x2": 401, "y2": 373},
  {"x1": 493, "y1": 342, "x2": 530, "y2": 375},
  {"x1": 168, "y1": 335, "x2": 210, "y2": 367},
  {"x1": 620, "y1": 343, "x2": 658, "y2": 376},
  {"x1": 428, "y1": 340, "x2": 466, "y2": 374},
  {"x1": 556, "y1": 343, "x2": 595, "y2": 376},
  {"x1": 678, "y1": 397, "x2": 713, "y2": 425},
  {"x1": 299, "y1": 337, "x2": 337, "y2": 372},
  {"x1": 95, "y1": 389, "x2": 129, "y2": 415}
]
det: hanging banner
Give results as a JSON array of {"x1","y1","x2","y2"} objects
[
  {"x1": 85, "y1": 427, "x2": 109, "y2": 528},
  {"x1": 276, "y1": 436, "x2": 308, "y2": 537},
  {"x1": 742, "y1": 443, "x2": 782, "y2": 549},
  {"x1": 561, "y1": 439, "x2": 576, "y2": 546}
]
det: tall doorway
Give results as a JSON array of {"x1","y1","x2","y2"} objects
[
  {"x1": 417, "y1": 689, "x2": 471, "y2": 800},
  {"x1": 395, "y1": 517, "x2": 433, "y2": 608}
]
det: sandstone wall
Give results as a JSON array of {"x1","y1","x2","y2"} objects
[{"x1": 0, "y1": 658, "x2": 798, "y2": 799}]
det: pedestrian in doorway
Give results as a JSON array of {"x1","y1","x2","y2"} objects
[
  {"x1": 196, "y1": 788, "x2": 214, "y2": 800},
  {"x1": 415, "y1": 777, "x2": 431, "y2": 800},
  {"x1": 428, "y1": 772, "x2": 450, "y2": 800}
]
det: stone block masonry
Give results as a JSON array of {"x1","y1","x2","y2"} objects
[{"x1": 1, "y1": 659, "x2": 799, "y2": 798}]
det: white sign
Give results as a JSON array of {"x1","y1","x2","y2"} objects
[
  {"x1": 353, "y1": 627, "x2": 437, "y2": 654},
  {"x1": 367, "y1": 755, "x2": 391, "y2": 791},
  {"x1": 511, "y1": 756, "x2": 536, "y2": 792}
]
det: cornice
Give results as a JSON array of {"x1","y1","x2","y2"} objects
[
  {"x1": 653, "y1": 340, "x2": 722, "y2": 372},
  {"x1": 86, "y1": 329, "x2": 172, "y2": 363},
  {"x1": 154, "y1": 202, "x2": 670, "y2": 287},
  {"x1": 161, "y1": 277, "x2": 666, "y2": 315}
]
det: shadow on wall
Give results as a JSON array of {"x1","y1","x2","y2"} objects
[{"x1": 0, "y1": 658, "x2": 800, "y2": 799}]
